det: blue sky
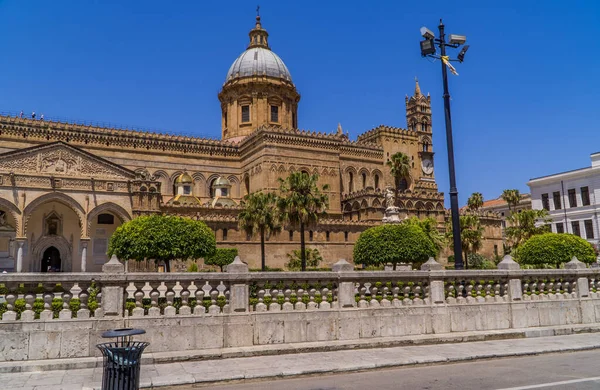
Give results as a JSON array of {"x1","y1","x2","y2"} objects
[{"x1": 1, "y1": 1, "x2": 599, "y2": 206}]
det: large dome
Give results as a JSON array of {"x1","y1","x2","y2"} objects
[{"x1": 225, "y1": 47, "x2": 292, "y2": 84}]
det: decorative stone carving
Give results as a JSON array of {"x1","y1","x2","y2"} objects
[{"x1": 0, "y1": 143, "x2": 134, "y2": 180}]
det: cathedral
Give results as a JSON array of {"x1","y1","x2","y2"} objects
[{"x1": 0, "y1": 15, "x2": 450, "y2": 272}]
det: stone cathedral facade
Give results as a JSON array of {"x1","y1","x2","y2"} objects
[{"x1": 0, "y1": 15, "x2": 453, "y2": 273}]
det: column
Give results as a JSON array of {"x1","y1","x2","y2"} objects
[
  {"x1": 80, "y1": 238, "x2": 90, "y2": 273},
  {"x1": 15, "y1": 238, "x2": 25, "y2": 273}
]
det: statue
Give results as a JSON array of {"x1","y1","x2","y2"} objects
[
  {"x1": 382, "y1": 188, "x2": 401, "y2": 224},
  {"x1": 385, "y1": 188, "x2": 395, "y2": 208}
]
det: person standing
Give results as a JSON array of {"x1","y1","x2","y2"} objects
[
  {"x1": 31, "y1": 111, "x2": 36, "y2": 119},
  {"x1": 19, "y1": 110, "x2": 23, "y2": 118}
]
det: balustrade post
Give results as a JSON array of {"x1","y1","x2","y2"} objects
[
  {"x1": 101, "y1": 254, "x2": 126, "y2": 317},
  {"x1": 226, "y1": 256, "x2": 249, "y2": 313},
  {"x1": 333, "y1": 259, "x2": 355, "y2": 308},
  {"x1": 422, "y1": 258, "x2": 445, "y2": 305},
  {"x1": 80, "y1": 238, "x2": 90, "y2": 273},
  {"x1": 565, "y1": 257, "x2": 589, "y2": 298},
  {"x1": 497, "y1": 255, "x2": 522, "y2": 301},
  {"x1": 15, "y1": 239, "x2": 25, "y2": 273}
]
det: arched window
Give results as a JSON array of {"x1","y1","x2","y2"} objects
[
  {"x1": 362, "y1": 173, "x2": 367, "y2": 189},
  {"x1": 399, "y1": 178, "x2": 408, "y2": 191},
  {"x1": 210, "y1": 179, "x2": 217, "y2": 198},
  {"x1": 374, "y1": 174, "x2": 380, "y2": 189},
  {"x1": 244, "y1": 176, "x2": 250, "y2": 195},
  {"x1": 348, "y1": 172, "x2": 354, "y2": 192},
  {"x1": 421, "y1": 122, "x2": 427, "y2": 132}
]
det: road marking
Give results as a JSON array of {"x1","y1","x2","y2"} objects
[{"x1": 497, "y1": 376, "x2": 600, "y2": 389}]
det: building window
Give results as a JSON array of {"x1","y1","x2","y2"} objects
[
  {"x1": 421, "y1": 123, "x2": 427, "y2": 132},
  {"x1": 581, "y1": 186, "x2": 591, "y2": 206},
  {"x1": 553, "y1": 191, "x2": 562, "y2": 210},
  {"x1": 362, "y1": 173, "x2": 367, "y2": 189},
  {"x1": 568, "y1": 189, "x2": 577, "y2": 208},
  {"x1": 183, "y1": 185, "x2": 191, "y2": 195},
  {"x1": 241, "y1": 105, "x2": 250, "y2": 123},
  {"x1": 541, "y1": 193, "x2": 550, "y2": 211},
  {"x1": 585, "y1": 220, "x2": 594, "y2": 239},
  {"x1": 556, "y1": 222, "x2": 564, "y2": 234},
  {"x1": 572, "y1": 221, "x2": 581, "y2": 237},
  {"x1": 374, "y1": 174, "x2": 379, "y2": 189},
  {"x1": 398, "y1": 178, "x2": 408, "y2": 191},
  {"x1": 289, "y1": 230, "x2": 294, "y2": 241},
  {"x1": 270, "y1": 105, "x2": 279, "y2": 122},
  {"x1": 309, "y1": 230, "x2": 313, "y2": 241},
  {"x1": 344, "y1": 231, "x2": 349, "y2": 242},
  {"x1": 326, "y1": 231, "x2": 330, "y2": 242},
  {"x1": 348, "y1": 172, "x2": 354, "y2": 192},
  {"x1": 97, "y1": 214, "x2": 114, "y2": 225},
  {"x1": 222, "y1": 229, "x2": 228, "y2": 241}
]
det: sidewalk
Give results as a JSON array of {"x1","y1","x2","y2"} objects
[{"x1": 3, "y1": 331, "x2": 600, "y2": 390}]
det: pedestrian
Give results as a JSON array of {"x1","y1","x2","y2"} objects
[
  {"x1": 19, "y1": 110, "x2": 23, "y2": 118},
  {"x1": 31, "y1": 111, "x2": 36, "y2": 119},
  {"x1": 41, "y1": 114, "x2": 44, "y2": 121}
]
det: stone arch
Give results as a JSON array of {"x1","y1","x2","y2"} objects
[
  {"x1": 397, "y1": 200, "x2": 406, "y2": 209},
  {"x1": 372, "y1": 199, "x2": 382, "y2": 208},
  {"x1": 406, "y1": 200, "x2": 414, "y2": 209},
  {"x1": 153, "y1": 170, "x2": 170, "y2": 196},
  {"x1": 343, "y1": 203, "x2": 352, "y2": 212},
  {"x1": 358, "y1": 168, "x2": 369, "y2": 189},
  {"x1": 415, "y1": 201, "x2": 425, "y2": 210},
  {"x1": 228, "y1": 175, "x2": 240, "y2": 198},
  {"x1": 0, "y1": 198, "x2": 21, "y2": 235},
  {"x1": 192, "y1": 173, "x2": 206, "y2": 198},
  {"x1": 425, "y1": 202, "x2": 435, "y2": 211},
  {"x1": 24, "y1": 193, "x2": 85, "y2": 237},
  {"x1": 31, "y1": 235, "x2": 73, "y2": 272},
  {"x1": 371, "y1": 169, "x2": 383, "y2": 189},
  {"x1": 436, "y1": 203, "x2": 444, "y2": 210},
  {"x1": 86, "y1": 202, "x2": 132, "y2": 237},
  {"x1": 169, "y1": 170, "x2": 184, "y2": 196}
]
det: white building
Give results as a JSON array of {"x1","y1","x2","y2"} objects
[{"x1": 527, "y1": 152, "x2": 600, "y2": 248}]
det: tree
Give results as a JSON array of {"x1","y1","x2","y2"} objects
[
  {"x1": 467, "y1": 192, "x2": 484, "y2": 212},
  {"x1": 446, "y1": 214, "x2": 484, "y2": 268},
  {"x1": 108, "y1": 215, "x2": 216, "y2": 272},
  {"x1": 238, "y1": 192, "x2": 281, "y2": 271},
  {"x1": 278, "y1": 172, "x2": 329, "y2": 271},
  {"x1": 403, "y1": 217, "x2": 445, "y2": 255},
  {"x1": 386, "y1": 152, "x2": 412, "y2": 198},
  {"x1": 505, "y1": 209, "x2": 551, "y2": 249},
  {"x1": 501, "y1": 189, "x2": 521, "y2": 214},
  {"x1": 354, "y1": 224, "x2": 437, "y2": 270},
  {"x1": 286, "y1": 248, "x2": 323, "y2": 271},
  {"x1": 205, "y1": 248, "x2": 238, "y2": 272},
  {"x1": 514, "y1": 233, "x2": 596, "y2": 268}
]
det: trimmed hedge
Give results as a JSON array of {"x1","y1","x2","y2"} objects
[
  {"x1": 515, "y1": 233, "x2": 596, "y2": 268},
  {"x1": 353, "y1": 223, "x2": 437, "y2": 269}
]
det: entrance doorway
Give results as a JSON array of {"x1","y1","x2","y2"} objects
[{"x1": 41, "y1": 246, "x2": 61, "y2": 272}]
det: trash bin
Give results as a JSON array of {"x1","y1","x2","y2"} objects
[{"x1": 97, "y1": 328, "x2": 149, "y2": 390}]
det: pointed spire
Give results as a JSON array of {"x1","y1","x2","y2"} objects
[
  {"x1": 414, "y1": 77, "x2": 422, "y2": 96},
  {"x1": 337, "y1": 123, "x2": 343, "y2": 135}
]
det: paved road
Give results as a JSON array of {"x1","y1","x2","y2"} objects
[{"x1": 193, "y1": 350, "x2": 600, "y2": 390}]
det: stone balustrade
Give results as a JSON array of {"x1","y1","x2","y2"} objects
[{"x1": 1, "y1": 255, "x2": 600, "y2": 362}]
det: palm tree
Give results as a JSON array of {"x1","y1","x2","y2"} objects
[
  {"x1": 386, "y1": 152, "x2": 412, "y2": 199},
  {"x1": 238, "y1": 192, "x2": 281, "y2": 271},
  {"x1": 446, "y1": 214, "x2": 483, "y2": 269},
  {"x1": 501, "y1": 189, "x2": 521, "y2": 214},
  {"x1": 467, "y1": 192, "x2": 484, "y2": 212},
  {"x1": 278, "y1": 172, "x2": 329, "y2": 271}
]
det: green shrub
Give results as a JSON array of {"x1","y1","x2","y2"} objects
[
  {"x1": 187, "y1": 262, "x2": 199, "y2": 272},
  {"x1": 448, "y1": 255, "x2": 455, "y2": 264},
  {"x1": 353, "y1": 223, "x2": 437, "y2": 270},
  {"x1": 467, "y1": 254, "x2": 496, "y2": 270},
  {"x1": 286, "y1": 248, "x2": 323, "y2": 271},
  {"x1": 51, "y1": 298, "x2": 63, "y2": 318},
  {"x1": 205, "y1": 248, "x2": 238, "y2": 272},
  {"x1": 125, "y1": 300, "x2": 136, "y2": 316},
  {"x1": 514, "y1": 233, "x2": 596, "y2": 268}
]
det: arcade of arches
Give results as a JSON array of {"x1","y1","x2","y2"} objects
[{"x1": 0, "y1": 15, "x2": 502, "y2": 271}]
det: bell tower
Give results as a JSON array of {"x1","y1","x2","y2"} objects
[{"x1": 406, "y1": 78, "x2": 435, "y2": 181}]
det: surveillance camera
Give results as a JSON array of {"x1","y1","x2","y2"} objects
[
  {"x1": 420, "y1": 27, "x2": 435, "y2": 40},
  {"x1": 449, "y1": 34, "x2": 466, "y2": 45}
]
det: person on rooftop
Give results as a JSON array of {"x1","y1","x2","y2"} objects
[
  {"x1": 19, "y1": 110, "x2": 23, "y2": 118},
  {"x1": 31, "y1": 111, "x2": 36, "y2": 119}
]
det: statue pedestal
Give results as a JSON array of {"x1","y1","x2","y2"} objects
[{"x1": 382, "y1": 207, "x2": 402, "y2": 224}]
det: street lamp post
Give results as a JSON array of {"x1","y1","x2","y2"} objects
[{"x1": 420, "y1": 20, "x2": 469, "y2": 269}]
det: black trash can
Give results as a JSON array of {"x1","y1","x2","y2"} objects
[{"x1": 97, "y1": 328, "x2": 149, "y2": 390}]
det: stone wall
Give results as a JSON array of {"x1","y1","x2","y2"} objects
[{"x1": 1, "y1": 256, "x2": 599, "y2": 362}]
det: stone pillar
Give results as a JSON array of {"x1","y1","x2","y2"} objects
[
  {"x1": 226, "y1": 256, "x2": 250, "y2": 313},
  {"x1": 101, "y1": 255, "x2": 125, "y2": 317},
  {"x1": 333, "y1": 259, "x2": 355, "y2": 308},
  {"x1": 80, "y1": 238, "x2": 90, "y2": 273},
  {"x1": 15, "y1": 238, "x2": 25, "y2": 273}
]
